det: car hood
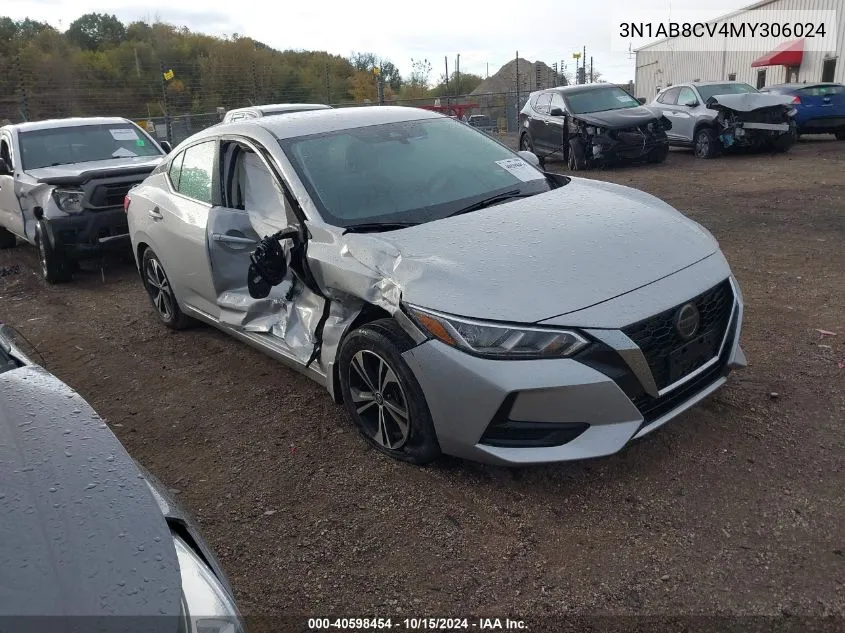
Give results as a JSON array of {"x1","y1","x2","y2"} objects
[
  {"x1": 338, "y1": 177, "x2": 719, "y2": 323},
  {"x1": 25, "y1": 156, "x2": 163, "y2": 184},
  {"x1": 573, "y1": 105, "x2": 661, "y2": 128},
  {"x1": 0, "y1": 365, "x2": 182, "y2": 625},
  {"x1": 705, "y1": 92, "x2": 795, "y2": 112}
]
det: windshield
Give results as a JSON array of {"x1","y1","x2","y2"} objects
[
  {"x1": 564, "y1": 87, "x2": 641, "y2": 114},
  {"x1": 20, "y1": 123, "x2": 163, "y2": 170},
  {"x1": 696, "y1": 83, "x2": 758, "y2": 101},
  {"x1": 280, "y1": 118, "x2": 551, "y2": 228}
]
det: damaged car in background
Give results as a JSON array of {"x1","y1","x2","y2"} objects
[
  {"x1": 0, "y1": 117, "x2": 170, "y2": 282},
  {"x1": 126, "y1": 106, "x2": 746, "y2": 467},
  {"x1": 650, "y1": 81, "x2": 797, "y2": 158},
  {"x1": 519, "y1": 84, "x2": 672, "y2": 170}
]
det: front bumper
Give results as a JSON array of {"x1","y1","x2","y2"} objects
[
  {"x1": 591, "y1": 132, "x2": 668, "y2": 162},
  {"x1": 44, "y1": 208, "x2": 131, "y2": 259},
  {"x1": 401, "y1": 275, "x2": 745, "y2": 466}
]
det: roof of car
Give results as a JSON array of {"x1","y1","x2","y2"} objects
[
  {"x1": 764, "y1": 82, "x2": 843, "y2": 90},
  {"x1": 229, "y1": 103, "x2": 331, "y2": 115},
  {"x1": 213, "y1": 105, "x2": 445, "y2": 141},
  {"x1": 546, "y1": 84, "x2": 626, "y2": 95},
  {"x1": 2, "y1": 116, "x2": 131, "y2": 132}
]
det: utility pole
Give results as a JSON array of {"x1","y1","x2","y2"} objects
[
  {"x1": 444, "y1": 56, "x2": 449, "y2": 106},
  {"x1": 590, "y1": 56, "x2": 593, "y2": 83},
  {"x1": 15, "y1": 55, "x2": 29, "y2": 122},
  {"x1": 251, "y1": 59, "x2": 258, "y2": 104},
  {"x1": 515, "y1": 51, "x2": 520, "y2": 108},
  {"x1": 325, "y1": 63, "x2": 331, "y2": 103},
  {"x1": 134, "y1": 47, "x2": 141, "y2": 78},
  {"x1": 455, "y1": 54, "x2": 460, "y2": 100},
  {"x1": 486, "y1": 62, "x2": 489, "y2": 79}
]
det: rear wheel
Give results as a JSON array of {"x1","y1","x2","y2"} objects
[
  {"x1": 693, "y1": 127, "x2": 720, "y2": 159},
  {"x1": 141, "y1": 247, "x2": 192, "y2": 330},
  {"x1": 568, "y1": 138, "x2": 588, "y2": 170},
  {"x1": 338, "y1": 319, "x2": 440, "y2": 465},
  {"x1": 35, "y1": 223, "x2": 72, "y2": 284},
  {"x1": 0, "y1": 226, "x2": 16, "y2": 249},
  {"x1": 520, "y1": 133, "x2": 544, "y2": 168}
]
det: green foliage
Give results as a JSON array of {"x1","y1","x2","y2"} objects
[
  {"x1": 66, "y1": 13, "x2": 126, "y2": 51},
  {"x1": 430, "y1": 71, "x2": 483, "y2": 97}
]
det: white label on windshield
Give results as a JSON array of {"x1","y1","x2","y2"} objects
[
  {"x1": 495, "y1": 158, "x2": 544, "y2": 182},
  {"x1": 617, "y1": 95, "x2": 636, "y2": 103},
  {"x1": 110, "y1": 128, "x2": 139, "y2": 141},
  {"x1": 112, "y1": 147, "x2": 137, "y2": 158}
]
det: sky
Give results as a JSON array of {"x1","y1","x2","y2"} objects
[{"x1": 5, "y1": 0, "x2": 751, "y2": 84}]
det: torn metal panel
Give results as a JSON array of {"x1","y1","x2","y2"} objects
[{"x1": 705, "y1": 92, "x2": 795, "y2": 112}]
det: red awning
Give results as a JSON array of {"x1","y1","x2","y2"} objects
[{"x1": 751, "y1": 38, "x2": 804, "y2": 68}]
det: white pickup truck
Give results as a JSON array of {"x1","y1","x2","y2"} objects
[{"x1": 0, "y1": 117, "x2": 170, "y2": 282}]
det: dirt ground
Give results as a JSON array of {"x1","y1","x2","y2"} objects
[{"x1": 1, "y1": 137, "x2": 843, "y2": 627}]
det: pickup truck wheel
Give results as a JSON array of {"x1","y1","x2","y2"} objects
[
  {"x1": 835, "y1": 128, "x2": 845, "y2": 141},
  {"x1": 693, "y1": 128, "x2": 720, "y2": 159},
  {"x1": 34, "y1": 224, "x2": 72, "y2": 284},
  {"x1": 0, "y1": 226, "x2": 16, "y2": 249},
  {"x1": 568, "y1": 139, "x2": 588, "y2": 171},
  {"x1": 141, "y1": 247, "x2": 192, "y2": 330}
]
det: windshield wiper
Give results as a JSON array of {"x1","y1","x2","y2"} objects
[
  {"x1": 342, "y1": 221, "x2": 420, "y2": 234},
  {"x1": 447, "y1": 189, "x2": 532, "y2": 218}
]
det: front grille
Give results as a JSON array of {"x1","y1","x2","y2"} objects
[
  {"x1": 88, "y1": 181, "x2": 140, "y2": 209},
  {"x1": 631, "y1": 313, "x2": 738, "y2": 424},
  {"x1": 622, "y1": 279, "x2": 734, "y2": 390}
]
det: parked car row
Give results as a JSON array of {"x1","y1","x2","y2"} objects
[{"x1": 519, "y1": 80, "x2": 844, "y2": 168}]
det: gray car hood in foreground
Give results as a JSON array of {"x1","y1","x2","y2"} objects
[
  {"x1": 706, "y1": 92, "x2": 795, "y2": 111},
  {"x1": 0, "y1": 365, "x2": 181, "y2": 628},
  {"x1": 338, "y1": 177, "x2": 718, "y2": 323}
]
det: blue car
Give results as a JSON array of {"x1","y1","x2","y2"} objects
[{"x1": 761, "y1": 83, "x2": 845, "y2": 139}]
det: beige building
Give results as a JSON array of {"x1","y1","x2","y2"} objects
[{"x1": 634, "y1": 0, "x2": 844, "y2": 98}]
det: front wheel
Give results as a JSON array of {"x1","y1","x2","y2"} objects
[
  {"x1": 568, "y1": 138, "x2": 588, "y2": 171},
  {"x1": 693, "y1": 127, "x2": 720, "y2": 159},
  {"x1": 141, "y1": 247, "x2": 192, "y2": 330},
  {"x1": 835, "y1": 128, "x2": 845, "y2": 141},
  {"x1": 338, "y1": 319, "x2": 440, "y2": 465},
  {"x1": 647, "y1": 144, "x2": 670, "y2": 163},
  {"x1": 0, "y1": 226, "x2": 16, "y2": 249},
  {"x1": 35, "y1": 224, "x2": 72, "y2": 284},
  {"x1": 771, "y1": 128, "x2": 795, "y2": 153}
]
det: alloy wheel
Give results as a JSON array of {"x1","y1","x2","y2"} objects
[
  {"x1": 144, "y1": 256, "x2": 174, "y2": 321},
  {"x1": 37, "y1": 237, "x2": 49, "y2": 279},
  {"x1": 520, "y1": 135, "x2": 531, "y2": 151},
  {"x1": 695, "y1": 134, "x2": 709, "y2": 158},
  {"x1": 347, "y1": 350, "x2": 410, "y2": 450}
]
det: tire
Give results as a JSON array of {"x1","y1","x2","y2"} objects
[
  {"x1": 835, "y1": 129, "x2": 845, "y2": 141},
  {"x1": 647, "y1": 143, "x2": 670, "y2": 163},
  {"x1": 35, "y1": 223, "x2": 72, "y2": 284},
  {"x1": 0, "y1": 226, "x2": 16, "y2": 249},
  {"x1": 520, "y1": 132, "x2": 544, "y2": 168},
  {"x1": 567, "y1": 138, "x2": 588, "y2": 171},
  {"x1": 140, "y1": 247, "x2": 192, "y2": 330},
  {"x1": 771, "y1": 127, "x2": 795, "y2": 153},
  {"x1": 693, "y1": 127, "x2": 720, "y2": 159},
  {"x1": 338, "y1": 318, "x2": 440, "y2": 465}
]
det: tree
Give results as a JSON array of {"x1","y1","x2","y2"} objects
[
  {"x1": 430, "y1": 71, "x2": 483, "y2": 97},
  {"x1": 66, "y1": 13, "x2": 126, "y2": 51},
  {"x1": 349, "y1": 51, "x2": 402, "y2": 91},
  {"x1": 400, "y1": 57, "x2": 431, "y2": 99}
]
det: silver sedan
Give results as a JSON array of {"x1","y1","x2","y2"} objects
[{"x1": 126, "y1": 106, "x2": 746, "y2": 466}]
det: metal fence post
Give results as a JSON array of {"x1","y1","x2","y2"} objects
[
  {"x1": 159, "y1": 60, "x2": 173, "y2": 144},
  {"x1": 15, "y1": 55, "x2": 29, "y2": 122}
]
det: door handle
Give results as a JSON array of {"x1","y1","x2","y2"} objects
[
  {"x1": 211, "y1": 233, "x2": 258, "y2": 246},
  {"x1": 148, "y1": 207, "x2": 163, "y2": 220}
]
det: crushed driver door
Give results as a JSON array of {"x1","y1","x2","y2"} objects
[{"x1": 206, "y1": 138, "x2": 324, "y2": 366}]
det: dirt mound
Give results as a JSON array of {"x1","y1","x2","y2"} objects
[{"x1": 471, "y1": 58, "x2": 562, "y2": 95}]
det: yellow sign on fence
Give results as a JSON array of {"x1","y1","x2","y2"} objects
[{"x1": 163, "y1": 69, "x2": 175, "y2": 81}]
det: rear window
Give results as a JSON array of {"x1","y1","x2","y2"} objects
[
  {"x1": 20, "y1": 123, "x2": 162, "y2": 170},
  {"x1": 696, "y1": 83, "x2": 758, "y2": 101},
  {"x1": 565, "y1": 87, "x2": 640, "y2": 114},
  {"x1": 798, "y1": 85, "x2": 845, "y2": 97}
]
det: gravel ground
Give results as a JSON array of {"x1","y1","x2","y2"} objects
[{"x1": 1, "y1": 136, "x2": 843, "y2": 630}]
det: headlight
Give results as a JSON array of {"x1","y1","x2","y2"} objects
[
  {"x1": 407, "y1": 305, "x2": 588, "y2": 360},
  {"x1": 52, "y1": 188, "x2": 84, "y2": 213},
  {"x1": 174, "y1": 534, "x2": 244, "y2": 633},
  {"x1": 585, "y1": 126, "x2": 605, "y2": 136}
]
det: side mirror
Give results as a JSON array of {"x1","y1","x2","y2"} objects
[
  {"x1": 549, "y1": 107, "x2": 565, "y2": 117},
  {"x1": 159, "y1": 141, "x2": 172, "y2": 154},
  {"x1": 683, "y1": 99, "x2": 699, "y2": 107},
  {"x1": 517, "y1": 150, "x2": 540, "y2": 168},
  {"x1": 0, "y1": 158, "x2": 11, "y2": 176},
  {"x1": 637, "y1": 97, "x2": 647, "y2": 104}
]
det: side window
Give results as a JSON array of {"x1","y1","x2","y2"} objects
[
  {"x1": 175, "y1": 141, "x2": 215, "y2": 204},
  {"x1": 168, "y1": 151, "x2": 185, "y2": 189},
  {"x1": 535, "y1": 93, "x2": 552, "y2": 114},
  {"x1": 678, "y1": 87, "x2": 697, "y2": 105},
  {"x1": 0, "y1": 137, "x2": 12, "y2": 169},
  {"x1": 550, "y1": 92, "x2": 566, "y2": 112},
  {"x1": 658, "y1": 87, "x2": 681, "y2": 105},
  {"x1": 223, "y1": 142, "x2": 295, "y2": 228}
]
